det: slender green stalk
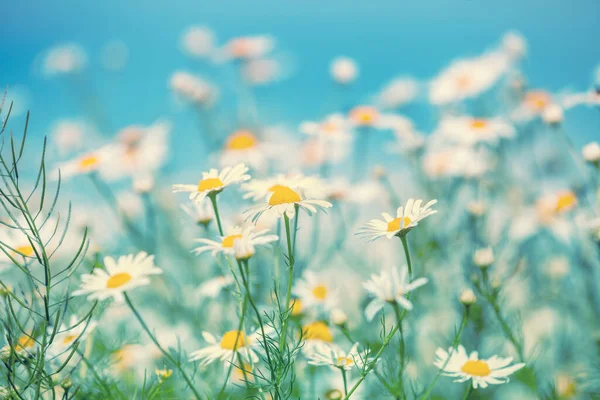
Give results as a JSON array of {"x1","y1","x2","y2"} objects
[
  {"x1": 208, "y1": 193, "x2": 224, "y2": 236},
  {"x1": 342, "y1": 368, "x2": 348, "y2": 397},
  {"x1": 279, "y1": 211, "x2": 296, "y2": 354},
  {"x1": 392, "y1": 303, "x2": 406, "y2": 376},
  {"x1": 461, "y1": 383, "x2": 473, "y2": 400},
  {"x1": 123, "y1": 294, "x2": 202, "y2": 400},
  {"x1": 420, "y1": 310, "x2": 469, "y2": 399},
  {"x1": 219, "y1": 289, "x2": 248, "y2": 395},
  {"x1": 400, "y1": 235, "x2": 412, "y2": 277}
]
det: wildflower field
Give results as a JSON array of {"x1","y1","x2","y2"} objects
[{"x1": 1, "y1": 2, "x2": 600, "y2": 399}]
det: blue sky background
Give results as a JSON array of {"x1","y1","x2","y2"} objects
[{"x1": 2, "y1": 0, "x2": 599, "y2": 163}]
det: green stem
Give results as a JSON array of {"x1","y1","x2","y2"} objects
[
  {"x1": 392, "y1": 303, "x2": 406, "y2": 376},
  {"x1": 219, "y1": 289, "x2": 248, "y2": 395},
  {"x1": 420, "y1": 310, "x2": 469, "y2": 399},
  {"x1": 400, "y1": 235, "x2": 412, "y2": 277},
  {"x1": 208, "y1": 193, "x2": 224, "y2": 236},
  {"x1": 279, "y1": 210, "x2": 297, "y2": 355},
  {"x1": 342, "y1": 368, "x2": 348, "y2": 397},
  {"x1": 124, "y1": 294, "x2": 201, "y2": 400},
  {"x1": 462, "y1": 383, "x2": 473, "y2": 400}
]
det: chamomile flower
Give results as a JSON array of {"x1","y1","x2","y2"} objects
[
  {"x1": 189, "y1": 329, "x2": 266, "y2": 366},
  {"x1": 181, "y1": 200, "x2": 214, "y2": 227},
  {"x1": 220, "y1": 35, "x2": 274, "y2": 61},
  {"x1": 305, "y1": 342, "x2": 370, "y2": 371},
  {"x1": 219, "y1": 129, "x2": 273, "y2": 170},
  {"x1": 433, "y1": 345, "x2": 525, "y2": 389},
  {"x1": 433, "y1": 116, "x2": 515, "y2": 146},
  {"x1": 172, "y1": 164, "x2": 250, "y2": 204},
  {"x1": 242, "y1": 174, "x2": 327, "y2": 202},
  {"x1": 6, "y1": 333, "x2": 38, "y2": 355},
  {"x1": 195, "y1": 275, "x2": 234, "y2": 300},
  {"x1": 348, "y1": 105, "x2": 381, "y2": 128},
  {"x1": 43, "y1": 43, "x2": 87, "y2": 76},
  {"x1": 244, "y1": 182, "x2": 332, "y2": 222},
  {"x1": 511, "y1": 90, "x2": 553, "y2": 121},
  {"x1": 375, "y1": 77, "x2": 419, "y2": 110},
  {"x1": 180, "y1": 26, "x2": 214, "y2": 58},
  {"x1": 362, "y1": 265, "x2": 429, "y2": 321},
  {"x1": 300, "y1": 114, "x2": 352, "y2": 141},
  {"x1": 53, "y1": 149, "x2": 110, "y2": 180},
  {"x1": 72, "y1": 252, "x2": 162, "y2": 303},
  {"x1": 357, "y1": 198, "x2": 438, "y2": 241},
  {"x1": 170, "y1": 71, "x2": 217, "y2": 106},
  {"x1": 293, "y1": 271, "x2": 339, "y2": 312},
  {"x1": 47, "y1": 316, "x2": 97, "y2": 359},
  {"x1": 330, "y1": 57, "x2": 358, "y2": 84},
  {"x1": 582, "y1": 142, "x2": 600, "y2": 164},
  {"x1": 192, "y1": 225, "x2": 278, "y2": 259},
  {"x1": 302, "y1": 321, "x2": 335, "y2": 352}
]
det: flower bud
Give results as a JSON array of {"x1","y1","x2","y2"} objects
[
  {"x1": 330, "y1": 308, "x2": 348, "y2": 326},
  {"x1": 60, "y1": 377, "x2": 73, "y2": 390},
  {"x1": 460, "y1": 289, "x2": 476, "y2": 306},
  {"x1": 473, "y1": 247, "x2": 494, "y2": 268}
]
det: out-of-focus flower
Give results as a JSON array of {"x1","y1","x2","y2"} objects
[
  {"x1": 429, "y1": 52, "x2": 509, "y2": 105},
  {"x1": 330, "y1": 308, "x2": 348, "y2": 326},
  {"x1": 582, "y1": 142, "x2": 600, "y2": 163},
  {"x1": 348, "y1": 105, "x2": 381, "y2": 128},
  {"x1": 541, "y1": 104, "x2": 564, "y2": 125},
  {"x1": 43, "y1": 44, "x2": 86, "y2": 76},
  {"x1": 101, "y1": 40, "x2": 129, "y2": 71},
  {"x1": 512, "y1": 90, "x2": 552, "y2": 121},
  {"x1": 170, "y1": 71, "x2": 217, "y2": 106},
  {"x1": 180, "y1": 26, "x2": 214, "y2": 58},
  {"x1": 330, "y1": 57, "x2": 358, "y2": 84},
  {"x1": 189, "y1": 329, "x2": 267, "y2": 366},
  {"x1": 305, "y1": 342, "x2": 370, "y2": 370},
  {"x1": 293, "y1": 271, "x2": 338, "y2": 312},
  {"x1": 467, "y1": 201, "x2": 486, "y2": 217},
  {"x1": 473, "y1": 247, "x2": 494, "y2": 268},
  {"x1": 422, "y1": 146, "x2": 492, "y2": 179},
  {"x1": 433, "y1": 345, "x2": 525, "y2": 389},
  {"x1": 73, "y1": 252, "x2": 162, "y2": 303},
  {"x1": 192, "y1": 225, "x2": 277, "y2": 259},
  {"x1": 242, "y1": 58, "x2": 281, "y2": 85},
  {"x1": 300, "y1": 114, "x2": 352, "y2": 164},
  {"x1": 561, "y1": 90, "x2": 600, "y2": 109},
  {"x1": 195, "y1": 276, "x2": 234, "y2": 300},
  {"x1": 50, "y1": 119, "x2": 89, "y2": 156},
  {"x1": 433, "y1": 116, "x2": 515, "y2": 146},
  {"x1": 357, "y1": 198, "x2": 438, "y2": 241},
  {"x1": 375, "y1": 77, "x2": 419, "y2": 109},
  {"x1": 460, "y1": 289, "x2": 476, "y2": 306},
  {"x1": 173, "y1": 164, "x2": 251, "y2": 204},
  {"x1": 181, "y1": 200, "x2": 214, "y2": 227},
  {"x1": 220, "y1": 35, "x2": 274, "y2": 61},
  {"x1": 116, "y1": 191, "x2": 144, "y2": 219},
  {"x1": 242, "y1": 174, "x2": 327, "y2": 202},
  {"x1": 302, "y1": 321, "x2": 334, "y2": 348},
  {"x1": 501, "y1": 31, "x2": 527, "y2": 60},
  {"x1": 554, "y1": 373, "x2": 578, "y2": 399},
  {"x1": 362, "y1": 265, "x2": 428, "y2": 321},
  {"x1": 244, "y1": 180, "x2": 332, "y2": 222},
  {"x1": 53, "y1": 149, "x2": 110, "y2": 179},
  {"x1": 155, "y1": 367, "x2": 173, "y2": 382},
  {"x1": 6, "y1": 333, "x2": 38, "y2": 355},
  {"x1": 220, "y1": 129, "x2": 274, "y2": 170},
  {"x1": 47, "y1": 316, "x2": 97, "y2": 359}
]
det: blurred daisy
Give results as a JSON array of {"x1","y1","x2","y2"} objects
[
  {"x1": 220, "y1": 129, "x2": 271, "y2": 170},
  {"x1": 433, "y1": 116, "x2": 515, "y2": 146},
  {"x1": 348, "y1": 105, "x2": 380, "y2": 128},
  {"x1": 362, "y1": 265, "x2": 429, "y2": 321},
  {"x1": 73, "y1": 252, "x2": 162, "y2": 302},
  {"x1": 192, "y1": 225, "x2": 278, "y2": 258},
  {"x1": 170, "y1": 71, "x2": 217, "y2": 106},
  {"x1": 47, "y1": 316, "x2": 97, "y2": 359},
  {"x1": 242, "y1": 58, "x2": 281, "y2": 86},
  {"x1": 300, "y1": 114, "x2": 352, "y2": 141},
  {"x1": 306, "y1": 342, "x2": 370, "y2": 370},
  {"x1": 181, "y1": 200, "x2": 214, "y2": 227},
  {"x1": 562, "y1": 90, "x2": 600, "y2": 110},
  {"x1": 43, "y1": 43, "x2": 86, "y2": 76},
  {"x1": 302, "y1": 321, "x2": 334, "y2": 351},
  {"x1": 422, "y1": 146, "x2": 491, "y2": 179},
  {"x1": 180, "y1": 26, "x2": 214, "y2": 58},
  {"x1": 172, "y1": 164, "x2": 251, "y2": 204},
  {"x1": 220, "y1": 35, "x2": 274, "y2": 61},
  {"x1": 512, "y1": 90, "x2": 552, "y2": 121},
  {"x1": 244, "y1": 181, "x2": 332, "y2": 222},
  {"x1": 293, "y1": 271, "x2": 338, "y2": 312},
  {"x1": 433, "y1": 345, "x2": 525, "y2": 389},
  {"x1": 53, "y1": 149, "x2": 110, "y2": 180},
  {"x1": 473, "y1": 247, "x2": 494, "y2": 268},
  {"x1": 375, "y1": 77, "x2": 419, "y2": 110},
  {"x1": 582, "y1": 142, "x2": 600, "y2": 164},
  {"x1": 501, "y1": 31, "x2": 527, "y2": 60},
  {"x1": 195, "y1": 276, "x2": 234, "y2": 300},
  {"x1": 189, "y1": 329, "x2": 265, "y2": 366},
  {"x1": 50, "y1": 119, "x2": 88, "y2": 156},
  {"x1": 357, "y1": 198, "x2": 438, "y2": 241},
  {"x1": 330, "y1": 57, "x2": 358, "y2": 84}
]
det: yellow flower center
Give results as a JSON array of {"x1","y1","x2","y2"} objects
[
  {"x1": 220, "y1": 330, "x2": 249, "y2": 350},
  {"x1": 302, "y1": 321, "x2": 333, "y2": 342},
  {"x1": 470, "y1": 119, "x2": 488, "y2": 129},
  {"x1": 222, "y1": 234, "x2": 243, "y2": 248},
  {"x1": 322, "y1": 121, "x2": 338, "y2": 133},
  {"x1": 290, "y1": 299, "x2": 303, "y2": 316},
  {"x1": 387, "y1": 217, "x2": 412, "y2": 232},
  {"x1": 350, "y1": 106, "x2": 378, "y2": 125},
  {"x1": 312, "y1": 285, "x2": 328, "y2": 300},
  {"x1": 337, "y1": 356, "x2": 354, "y2": 366},
  {"x1": 461, "y1": 360, "x2": 491, "y2": 377},
  {"x1": 197, "y1": 177, "x2": 224, "y2": 192},
  {"x1": 226, "y1": 130, "x2": 257, "y2": 150},
  {"x1": 155, "y1": 368, "x2": 173, "y2": 379},
  {"x1": 62, "y1": 335, "x2": 77, "y2": 345},
  {"x1": 16, "y1": 335, "x2": 35, "y2": 351},
  {"x1": 79, "y1": 155, "x2": 99, "y2": 169},
  {"x1": 555, "y1": 192, "x2": 577, "y2": 213},
  {"x1": 14, "y1": 245, "x2": 34, "y2": 257},
  {"x1": 525, "y1": 91, "x2": 550, "y2": 111},
  {"x1": 106, "y1": 272, "x2": 133, "y2": 289},
  {"x1": 268, "y1": 186, "x2": 302, "y2": 206}
]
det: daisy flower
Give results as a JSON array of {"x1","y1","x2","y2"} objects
[
  {"x1": 582, "y1": 142, "x2": 600, "y2": 164},
  {"x1": 511, "y1": 90, "x2": 553, "y2": 121},
  {"x1": 348, "y1": 105, "x2": 381, "y2": 128},
  {"x1": 170, "y1": 71, "x2": 217, "y2": 106},
  {"x1": 192, "y1": 225, "x2": 278, "y2": 259},
  {"x1": 302, "y1": 321, "x2": 335, "y2": 353},
  {"x1": 180, "y1": 26, "x2": 214, "y2": 58},
  {"x1": 53, "y1": 149, "x2": 110, "y2": 180},
  {"x1": 47, "y1": 316, "x2": 97, "y2": 359},
  {"x1": 293, "y1": 271, "x2": 339, "y2": 312},
  {"x1": 5, "y1": 333, "x2": 38, "y2": 355},
  {"x1": 195, "y1": 276, "x2": 234, "y2": 300},
  {"x1": 242, "y1": 174, "x2": 327, "y2": 202},
  {"x1": 189, "y1": 329, "x2": 266, "y2": 366},
  {"x1": 433, "y1": 116, "x2": 515, "y2": 146},
  {"x1": 43, "y1": 43, "x2": 86, "y2": 76},
  {"x1": 305, "y1": 342, "x2": 370, "y2": 371},
  {"x1": 300, "y1": 114, "x2": 352, "y2": 141},
  {"x1": 72, "y1": 252, "x2": 162, "y2": 303},
  {"x1": 362, "y1": 265, "x2": 429, "y2": 321},
  {"x1": 244, "y1": 181, "x2": 332, "y2": 223},
  {"x1": 220, "y1": 35, "x2": 274, "y2": 61},
  {"x1": 330, "y1": 57, "x2": 358, "y2": 84},
  {"x1": 433, "y1": 345, "x2": 525, "y2": 389},
  {"x1": 375, "y1": 77, "x2": 419, "y2": 110},
  {"x1": 181, "y1": 199, "x2": 214, "y2": 227},
  {"x1": 357, "y1": 198, "x2": 438, "y2": 241},
  {"x1": 172, "y1": 163, "x2": 251, "y2": 204},
  {"x1": 219, "y1": 129, "x2": 273, "y2": 170}
]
